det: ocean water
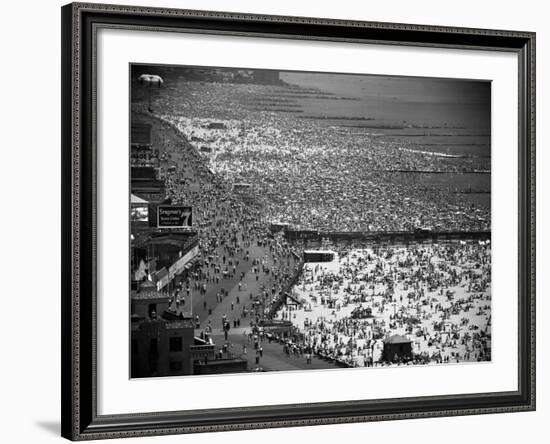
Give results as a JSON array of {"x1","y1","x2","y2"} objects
[{"x1": 281, "y1": 71, "x2": 491, "y2": 159}]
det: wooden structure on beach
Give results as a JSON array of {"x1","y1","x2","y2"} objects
[{"x1": 383, "y1": 335, "x2": 413, "y2": 363}]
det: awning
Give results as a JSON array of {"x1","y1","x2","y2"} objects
[{"x1": 131, "y1": 194, "x2": 149, "y2": 204}]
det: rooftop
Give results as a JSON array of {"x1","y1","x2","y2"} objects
[
  {"x1": 133, "y1": 231, "x2": 198, "y2": 250},
  {"x1": 166, "y1": 320, "x2": 194, "y2": 330},
  {"x1": 131, "y1": 194, "x2": 149, "y2": 204},
  {"x1": 385, "y1": 335, "x2": 412, "y2": 344},
  {"x1": 131, "y1": 288, "x2": 171, "y2": 301}
]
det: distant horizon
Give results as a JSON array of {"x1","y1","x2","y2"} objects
[{"x1": 132, "y1": 64, "x2": 491, "y2": 136}]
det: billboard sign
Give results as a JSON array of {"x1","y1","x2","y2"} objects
[{"x1": 157, "y1": 205, "x2": 192, "y2": 228}]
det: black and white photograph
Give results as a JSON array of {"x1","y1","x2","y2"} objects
[
  {"x1": 130, "y1": 64, "x2": 492, "y2": 378},
  {"x1": 0, "y1": 0, "x2": 543, "y2": 442}
]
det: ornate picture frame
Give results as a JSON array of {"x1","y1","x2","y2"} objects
[{"x1": 61, "y1": 2, "x2": 535, "y2": 440}]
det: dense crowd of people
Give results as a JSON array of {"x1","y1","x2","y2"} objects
[
  {"x1": 151, "y1": 78, "x2": 490, "y2": 232},
  {"x1": 276, "y1": 242, "x2": 491, "y2": 367},
  {"x1": 131, "y1": 73, "x2": 492, "y2": 371},
  {"x1": 141, "y1": 117, "x2": 304, "y2": 332}
]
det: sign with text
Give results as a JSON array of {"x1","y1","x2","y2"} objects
[{"x1": 157, "y1": 205, "x2": 192, "y2": 228}]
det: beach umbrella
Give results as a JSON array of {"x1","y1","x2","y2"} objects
[{"x1": 138, "y1": 74, "x2": 164, "y2": 112}]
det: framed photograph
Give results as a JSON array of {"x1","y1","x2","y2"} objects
[{"x1": 61, "y1": 2, "x2": 536, "y2": 440}]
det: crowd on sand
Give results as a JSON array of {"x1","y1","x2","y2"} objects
[
  {"x1": 131, "y1": 76, "x2": 492, "y2": 370},
  {"x1": 274, "y1": 242, "x2": 491, "y2": 367},
  {"x1": 153, "y1": 78, "x2": 490, "y2": 232}
]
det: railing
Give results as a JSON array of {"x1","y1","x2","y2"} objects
[
  {"x1": 277, "y1": 228, "x2": 491, "y2": 245},
  {"x1": 189, "y1": 344, "x2": 215, "y2": 352},
  {"x1": 266, "y1": 260, "x2": 305, "y2": 319}
]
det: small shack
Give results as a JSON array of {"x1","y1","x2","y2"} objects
[
  {"x1": 383, "y1": 335, "x2": 413, "y2": 363},
  {"x1": 206, "y1": 122, "x2": 226, "y2": 130},
  {"x1": 283, "y1": 293, "x2": 302, "y2": 310}
]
